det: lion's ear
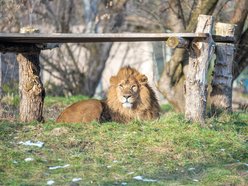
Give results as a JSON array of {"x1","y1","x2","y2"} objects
[
  {"x1": 138, "y1": 74, "x2": 148, "y2": 85},
  {"x1": 110, "y1": 76, "x2": 118, "y2": 85}
]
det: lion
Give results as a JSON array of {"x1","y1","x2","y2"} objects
[{"x1": 56, "y1": 66, "x2": 160, "y2": 123}]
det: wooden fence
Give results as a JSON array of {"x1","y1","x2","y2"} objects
[{"x1": 0, "y1": 15, "x2": 236, "y2": 125}]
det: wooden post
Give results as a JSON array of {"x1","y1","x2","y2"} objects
[
  {"x1": 185, "y1": 15, "x2": 215, "y2": 124},
  {"x1": 17, "y1": 27, "x2": 45, "y2": 122},
  {"x1": 210, "y1": 23, "x2": 236, "y2": 113}
]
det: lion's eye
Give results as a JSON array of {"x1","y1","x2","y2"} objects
[
  {"x1": 119, "y1": 84, "x2": 123, "y2": 89},
  {"x1": 131, "y1": 85, "x2": 138, "y2": 92}
]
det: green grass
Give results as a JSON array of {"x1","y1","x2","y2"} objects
[
  {"x1": 0, "y1": 109, "x2": 247, "y2": 185},
  {"x1": 1, "y1": 94, "x2": 89, "y2": 108},
  {"x1": 44, "y1": 95, "x2": 89, "y2": 107},
  {"x1": 160, "y1": 104, "x2": 174, "y2": 112}
]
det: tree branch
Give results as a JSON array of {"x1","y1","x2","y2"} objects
[
  {"x1": 64, "y1": 44, "x2": 82, "y2": 74},
  {"x1": 176, "y1": 0, "x2": 186, "y2": 29},
  {"x1": 230, "y1": 0, "x2": 248, "y2": 37},
  {"x1": 186, "y1": 0, "x2": 218, "y2": 32},
  {"x1": 233, "y1": 28, "x2": 248, "y2": 79}
]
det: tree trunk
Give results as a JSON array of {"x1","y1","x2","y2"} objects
[
  {"x1": 17, "y1": 52, "x2": 45, "y2": 122},
  {"x1": 83, "y1": 43, "x2": 112, "y2": 96},
  {"x1": 229, "y1": 0, "x2": 248, "y2": 38},
  {"x1": 17, "y1": 27, "x2": 45, "y2": 122},
  {"x1": 158, "y1": 49, "x2": 186, "y2": 112},
  {"x1": 228, "y1": 0, "x2": 248, "y2": 80},
  {"x1": 233, "y1": 29, "x2": 248, "y2": 80},
  {"x1": 158, "y1": 0, "x2": 218, "y2": 112},
  {"x1": 210, "y1": 23, "x2": 236, "y2": 113},
  {"x1": 185, "y1": 15, "x2": 214, "y2": 124},
  {"x1": 82, "y1": 0, "x2": 127, "y2": 96}
]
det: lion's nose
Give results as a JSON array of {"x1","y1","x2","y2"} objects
[{"x1": 123, "y1": 95, "x2": 131, "y2": 99}]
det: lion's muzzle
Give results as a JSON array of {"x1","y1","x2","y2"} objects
[{"x1": 120, "y1": 94, "x2": 134, "y2": 109}]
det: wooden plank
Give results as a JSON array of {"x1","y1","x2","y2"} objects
[
  {"x1": 0, "y1": 33, "x2": 208, "y2": 43},
  {"x1": 0, "y1": 33, "x2": 234, "y2": 44}
]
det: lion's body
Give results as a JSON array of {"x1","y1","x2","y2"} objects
[
  {"x1": 56, "y1": 66, "x2": 160, "y2": 123},
  {"x1": 56, "y1": 99, "x2": 110, "y2": 123}
]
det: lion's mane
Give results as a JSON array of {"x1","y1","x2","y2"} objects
[{"x1": 106, "y1": 66, "x2": 160, "y2": 123}]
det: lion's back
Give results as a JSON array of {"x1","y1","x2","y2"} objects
[{"x1": 56, "y1": 99, "x2": 104, "y2": 123}]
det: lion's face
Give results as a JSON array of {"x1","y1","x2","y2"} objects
[
  {"x1": 116, "y1": 77, "x2": 139, "y2": 108},
  {"x1": 109, "y1": 68, "x2": 148, "y2": 109}
]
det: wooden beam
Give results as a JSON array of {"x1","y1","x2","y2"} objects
[{"x1": 0, "y1": 33, "x2": 208, "y2": 44}]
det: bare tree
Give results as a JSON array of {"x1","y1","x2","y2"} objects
[
  {"x1": 157, "y1": 0, "x2": 248, "y2": 112},
  {"x1": 0, "y1": 0, "x2": 129, "y2": 96},
  {"x1": 123, "y1": 0, "x2": 248, "y2": 112},
  {"x1": 38, "y1": 0, "x2": 128, "y2": 96}
]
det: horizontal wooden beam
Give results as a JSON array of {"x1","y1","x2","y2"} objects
[
  {"x1": 0, "y1": 33, "x2": 235, "y2": 53},
  {"x1": 0, "y1": 33, "x2": 209, "y2": 44}
]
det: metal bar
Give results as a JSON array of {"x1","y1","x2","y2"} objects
[{"x1": 0, "y1": 33, "x2": 208, "y2": 43}]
